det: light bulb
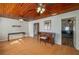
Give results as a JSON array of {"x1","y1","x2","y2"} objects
[
  {"x1": 40, "y1": 10, "x2": 43, "y2": 14},
  {"x1": 37, "y1": 7, "x2": 41, "y2": 13},
  {"x1": 42, "y1": 8, "x2": 45, "y2": 12}
]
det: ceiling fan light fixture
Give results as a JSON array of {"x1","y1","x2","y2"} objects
[
  {"x1": 36, "y1": 3, "x2": 45, "y2": 14},
  {"x1": 37, "y1": 7, "x2": 41, "y2": 13},
  {"x1": 40, "y1": 8, "x2": 45, "y2": 14}
]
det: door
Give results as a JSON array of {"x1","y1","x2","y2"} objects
[
  {"x1": 34, "y1": 23, "x2": 39, "y2": 36},
  {"x1": 61, "y1": 17, "x2": 75, "y2": 47}
]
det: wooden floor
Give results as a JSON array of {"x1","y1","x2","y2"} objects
[
  {"x1": 62, "y1": 37, "x2": 74, "y2": 47},
  {"x1": 0, "y1": 37, "x2": 79, "y2": 55}
]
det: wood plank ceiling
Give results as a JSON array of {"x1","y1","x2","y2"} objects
[{"x1": 0, "y1": 3, "x2": 79, "y2": 21}]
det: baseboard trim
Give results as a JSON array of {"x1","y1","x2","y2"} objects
[{"x1": 0, "y1": 39, "x2": 8, "y2": 41}]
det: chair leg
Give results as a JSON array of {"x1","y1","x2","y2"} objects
[
  {"x1": 45, "y1": 41, "x2": 46, "y2": 45},
  {"x1": 40, "y1": 41, "x2": 41, "y2": 44}
]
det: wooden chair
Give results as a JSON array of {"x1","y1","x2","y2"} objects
[{"x1": 38, "y1": 32, "x2": 55, "y2": 45}]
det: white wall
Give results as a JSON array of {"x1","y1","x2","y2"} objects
[
  {"x1": 28, "y1": 10, "x2": 79, "y2": 50},
  {"x1": 0, "y1": 17, "x2": 28, "y2": 41},
  {"x1": 28, "y1": 22, "x2": 34, "y2": 37},
  {"x1": 0, "y1": 10, "x2": 79, "y2": 50}
]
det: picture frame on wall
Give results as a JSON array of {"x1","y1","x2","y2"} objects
[
  {"x1": 12, "y1": 25, "x2": 21, "y2": 27},
  {"x1": 44, "y1": 20, "x2": 51, "y2": 30}
]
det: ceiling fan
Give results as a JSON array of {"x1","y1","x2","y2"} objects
[
  {"x1": 19, "y1": 3, "x2": 57, "y2": 21},
  {"x1": 36, "y1": 3, "x2": 57, "y2": 15},
  {"x1": 36, "y1": 3, "x2": 46, "y2": 14}
]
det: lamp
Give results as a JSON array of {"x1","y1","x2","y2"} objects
[{"x1": 36, "y1": 3, "x2": 45, "y2": 14}]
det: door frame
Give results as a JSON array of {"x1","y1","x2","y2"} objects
[
  {"x1": 33, "y1": 23, "x2": 39, "y2": 36},
  {"x1": 61, "y1": 17, "x2": 76, "y2": 47}
]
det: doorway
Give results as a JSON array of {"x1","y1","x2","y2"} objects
[
  {"x1": 34, "y1": 23, "x2": 39, "y2": 36},
  {"x1": 61, "y1": 17, "x2": 76, "y2": 47}
]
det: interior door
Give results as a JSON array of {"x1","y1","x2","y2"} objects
[
  {"x1": 62, "y1": 17, "x2": 75, "y2": 47},
  {"x1": 34, "y1": 23, "x2": 39, "y2": 36}
]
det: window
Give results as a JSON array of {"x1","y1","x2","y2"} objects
[
  {"x1": 65, "y1": 26, "x2": 70, "y2": 31},
  {"x1": 44, "y1": 20, "x2": 51, "y2": 30}
]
